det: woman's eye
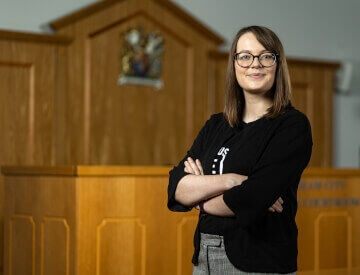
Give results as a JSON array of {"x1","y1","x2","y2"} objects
[
  {"x1": 239, "y1": 54, "x2": 251, "y2": 60},
  {"x1": 261, "y1": 54, "x2": 274, "y2": 60}
]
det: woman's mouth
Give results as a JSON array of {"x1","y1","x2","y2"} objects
[{"x1": 247, "y1": 73, "x2": 265, "y2": 79}]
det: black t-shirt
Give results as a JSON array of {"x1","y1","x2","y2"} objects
[{"x1": 167, "y1": 105, "x2": 313, "y2": 273}]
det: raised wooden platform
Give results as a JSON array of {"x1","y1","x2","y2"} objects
[{"x1": 2, "y1": 166, "x2": 360, "y2": 274}]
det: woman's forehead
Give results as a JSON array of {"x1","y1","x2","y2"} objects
[{"x1": 236, "y1": 32, "x2": 266, "y2": 53}]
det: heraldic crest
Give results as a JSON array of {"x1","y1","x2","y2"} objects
[{"x1": 118, "y1": 26, "x2": 164, "y2": 90}]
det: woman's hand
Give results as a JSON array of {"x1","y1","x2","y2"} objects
[
  {"x1": 269, "y1": 197, "x2": 283, "y2": 213},
  {"x1": 184, "y1": 157, "x2": 204, "y2": 175}
]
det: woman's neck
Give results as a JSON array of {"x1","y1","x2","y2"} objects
[{"x1": 242, "y1": 91, "x2": 272, "y2": 123}]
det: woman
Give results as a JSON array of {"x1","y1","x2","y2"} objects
[{"x1": 167, "y1": 26, "x2": 313, "y2": 275}]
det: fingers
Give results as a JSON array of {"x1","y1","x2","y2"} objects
[
  {"x1": 184, "y1": 160, "x2": 195, "y2": 174},
  {"x1": 195, "y1": 159, "x2": 204, "y2": 175},
  {"x1": 272, "y1": 201, "x2": 283, "y2": 212},
  {"x1": 187, "y1": 157, "x2": 201, "y2": 175},
  {"x1": 274, "y1": 200, "x2": 283, "y2": 212},
  {"x1": 184, "y1": 157, "x2": 202, "y2": 175},
  {"x1": 269, "y1": 197, "x2": 284, "y2": 213},
  {"x1": 184, "y1": 163, "x2": 193, "y2": 174}
]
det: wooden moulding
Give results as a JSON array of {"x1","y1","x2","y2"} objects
[
  {"x1": 302, "y1": 167, "x2": 360, "y2": 177},
  {"x1": 1, "y1": 166, "x2": 360, "y2": 177},
  {"x1": 1, "y1": 165, "x2": 173, "y2": 177},
  {"x1": 286, "y1": 56, "x2": 340, "y2": 69},
  {"x1": 0, "y1": 29, "x2": 72, "y2": 44},
  {"x1": 48, "y1": 0, "x2": 224, "y2": 45},
  {"x1": 208, "y1": 50, "x2": 229, "y2": 59}
]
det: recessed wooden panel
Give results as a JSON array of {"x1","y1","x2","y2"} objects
[
  {"x1": 208, "y1": 52, "x2": 227, "y2": 115},
  {"x1": 9, "y1": 215, "x2": 35, "y2": 275},
  {"x1": 41, "y1": 218, "x2": 70, "y2": 275},
  {"x1": 288, "y1": 63, "x2": 336, "y2": 167},
  {"x1": 292, "y1": 83, "x2": 312, "y2": 117},
  {"x1": 317, "y1": 213, "x2": 351, "y2": 270},
  {"x1": 177, "y1": 216, "x2": 197, "y2": 275},
  {"x1": 0, "y1": 40, "x2": 56, "y2": 167},
  {"x1": 96, "y1": 218, "x2": 145, "y2": 275},
  {"x1": 0, "y1": 63, "x2": 33, "y2": 165},
  {"x1": 87, "y1": 15, "x2": 191, "y2": 166}
]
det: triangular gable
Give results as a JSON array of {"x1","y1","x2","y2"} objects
[{"x1": 49, "y1": 0, "x2": 224, "y2": 45}]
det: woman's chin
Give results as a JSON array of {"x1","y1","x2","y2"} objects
[{"x1": 243, "y1": 86, "x2": 270, "y2": 94}]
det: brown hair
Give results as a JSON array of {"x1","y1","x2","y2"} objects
[{"x1": 223, "y1": 25, "x2": 292, "y2": 127}]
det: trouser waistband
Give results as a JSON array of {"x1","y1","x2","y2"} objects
[{"x1": 200, "y1": 233, "x2": 223, "y2": 247}]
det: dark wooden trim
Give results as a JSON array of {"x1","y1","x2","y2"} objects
[
  {"x1": 1, "y1": 165, "x2": 172, "y2": 176},
  {"x1": 76, "y1": 166, "x2": 172, "y2": 176},
  {"x1": 0, "y1": 29, "x2": 72, "y2": 44},
  {"x1": 303, "y1": 167, "x2": 360, "y2": 177},
  {"x1": 287, "y1": 57, "x2": 340, "y2": 69},
  {"x1": 208, "y1": 50, "x2": 229, "y2": 59},
  {"x1": 1, "y1": 166, "x2": 77, "y2": 176}
]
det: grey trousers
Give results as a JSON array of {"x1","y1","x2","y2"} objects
[{"x1": 192, "y1": 233, "x2": 297, "y2": 275}]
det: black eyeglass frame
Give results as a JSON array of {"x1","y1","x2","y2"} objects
[{"x1": 233, "y1": 52, "x2": 279, "y2": 68}]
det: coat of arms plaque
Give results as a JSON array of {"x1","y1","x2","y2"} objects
[{"x1": 118, "y1": 26, "x2": 164, "y2": 90}]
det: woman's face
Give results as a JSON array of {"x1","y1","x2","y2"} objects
[{"x1": 234, "y1": 32, "x2": 277, "y2": 95}]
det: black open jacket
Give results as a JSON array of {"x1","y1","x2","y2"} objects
[{"x1": 167, "y1": 106, "x2": 313, "y2": 273}]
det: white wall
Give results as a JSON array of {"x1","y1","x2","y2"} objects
[
  {"x1": 0, "y1": 0, "x2": 97, "y2": 33},
  {"x1": 1, "y1": 0, "x2": 359, "y2": 167}
]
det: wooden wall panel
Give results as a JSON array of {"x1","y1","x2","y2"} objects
[
  {"x1": 318, "y1": 215, "x2": 349, "y2": 269},
  {"x1": 0, "y1": 34, "x2": 69, "y2": 274},
  {"x1": 54, "y1": 0, "x2": 146, "y2": 165},
  {"x1": 0, "y1": 62, "x2": 33, "y2": 165},
  {"x1": 177, "y1": 216, "x2": 198, "y2": 275},
  {"x1": 288, "y1": 60, "x2": 338, "y2": 167},
  {"x1": 54, "y1": 0, "x2": 220, "y2": 166},
  {"x1": 9, "y1": 215, "x2": 35, "y2": 275},
  {"x1": 87, "y1": 16, "x2": 190, "y2": 165},
  {"x1": 41, "y1": 218, "x2": 70, "y2": 275},
  {"x1": 3, "y1": 176, "x2": 76, "y2": 275},
  {"x1": 96, "y1": 219, "x2": 144, "y2": 275},
  {"x1": 296, "y1": 172, "x2": 360, "y2": 271},
  {"x1": 208, "y1": 51, "x2": 228, "y2": 114},
  {"x1": 0, "y1": 39, "x2": 63, "y2": 166}
]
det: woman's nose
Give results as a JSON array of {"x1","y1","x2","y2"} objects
[{"x1": 251, "y1": 56, "x2": 262, "y2": 68}]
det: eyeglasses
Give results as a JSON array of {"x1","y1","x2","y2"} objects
[{"x1": 234, "y1": 52, "x2": 278, "y2": 68}]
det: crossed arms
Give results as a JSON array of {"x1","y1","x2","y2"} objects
[{"x1": 175, "y1": 157, "x2": 284, "y2": 217}]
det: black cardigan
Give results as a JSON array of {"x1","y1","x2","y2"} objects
[{"x1": 167, "y1": 106, "x2": 313, "y2": 273}]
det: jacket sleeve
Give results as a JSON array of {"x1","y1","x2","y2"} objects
[
  {"x1": 167, "y1": 115, "x2": 213, "y2": 212},
  {"x1": 223, "y1": 114, "x2": 313, "y2": 227}
]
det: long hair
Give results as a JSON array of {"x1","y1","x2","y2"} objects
[{"x1": 223, "y1": 25, "x2": 292, "y2": 127}]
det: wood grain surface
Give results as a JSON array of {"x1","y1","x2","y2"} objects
[{"x1": 2, "y1": 166, "x2": 360, "y2": 274}]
